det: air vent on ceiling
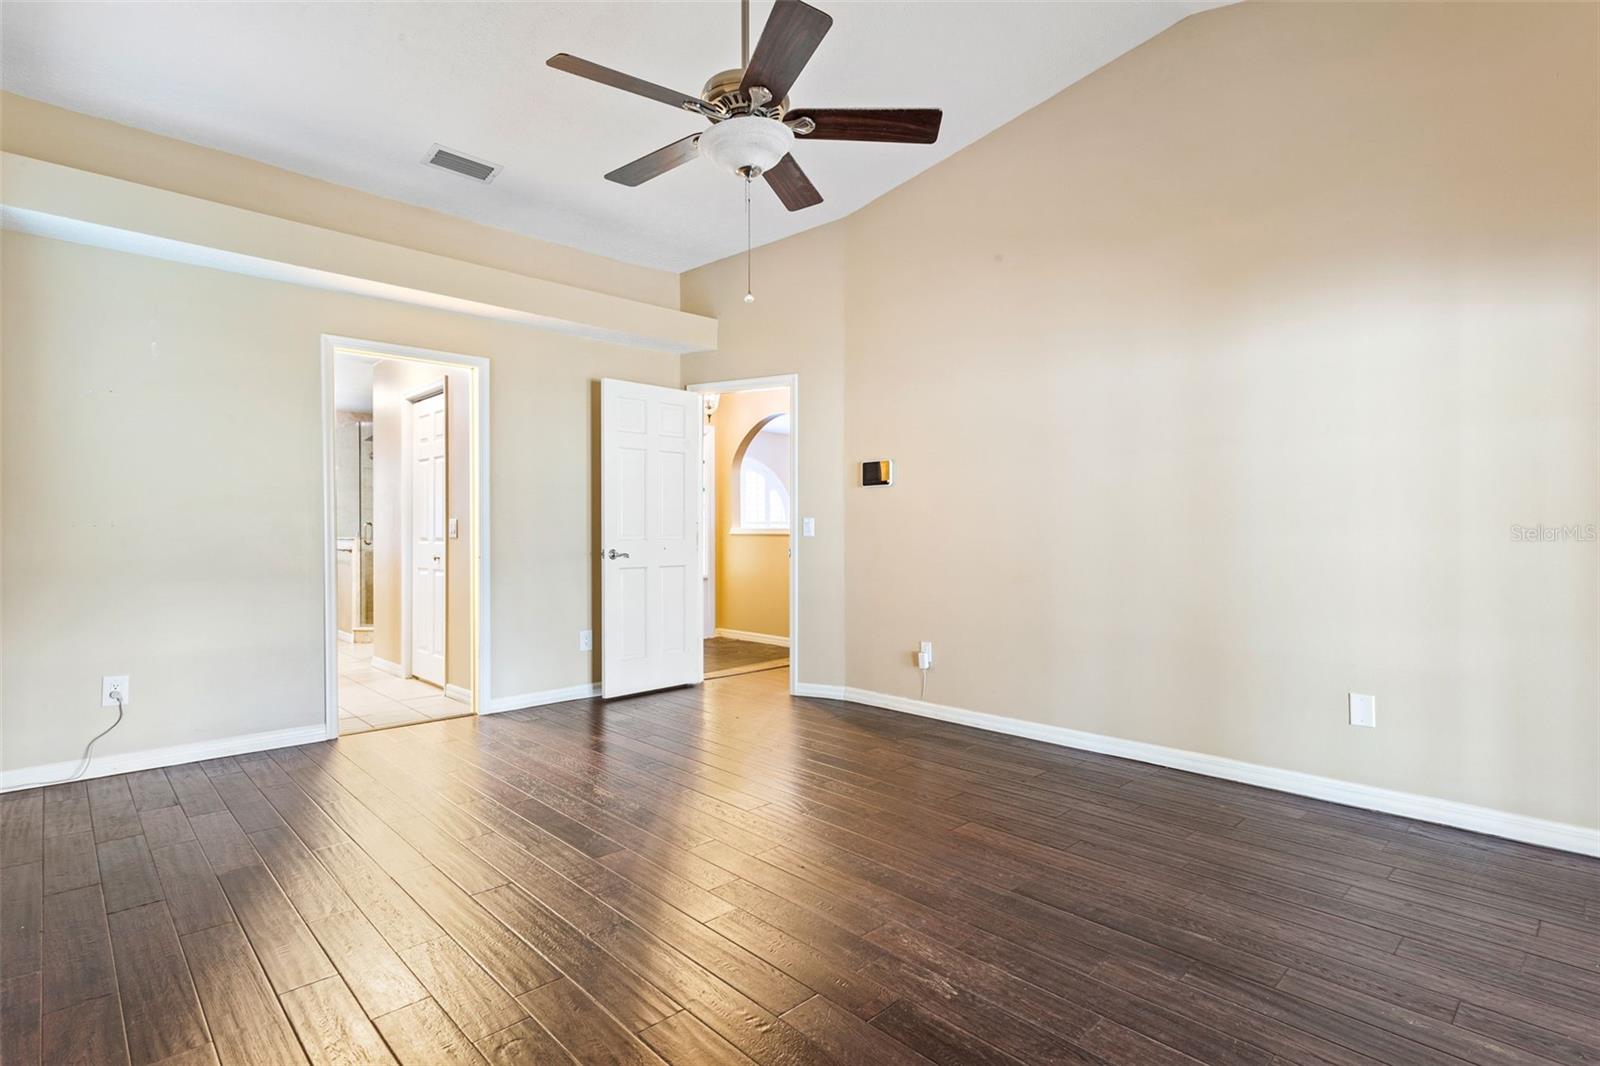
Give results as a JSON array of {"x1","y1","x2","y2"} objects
[{"x1": 423, "y1": 144, "x2": 500, "y2": 183}]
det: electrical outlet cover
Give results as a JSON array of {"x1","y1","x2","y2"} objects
[
  {"x1": 102, "y1": 675, "x2": 130, "y2": 707},
  {"x1": 579, "y1": 630, "x2": 593, "y2": 652},
  {"x1": 1349, "y1": 692, "x2": 1376, "y2": 728}
]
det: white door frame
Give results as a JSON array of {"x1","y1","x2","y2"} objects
[
  {"x1": 701, "y1": 423, "x2": 716, "y2": 638},
  {"x1": 320, "y1": 335, "x2": 492, "y2": 739},
  {"x1": 686, "y1": 374, "x2": 799, "y2": 696},
  {"x1": 400, "y1": 380, "x2": 447, "y2": 686}
]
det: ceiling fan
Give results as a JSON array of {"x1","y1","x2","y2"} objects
[{"x1": 546, "y1": 0, "x2": 942, "y2": 296}]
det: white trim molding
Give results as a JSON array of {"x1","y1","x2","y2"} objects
[
  {"x1": 445, "y1": 684, "x2": 474, "y2": 705},
  {"x1": 370, "y1": 656, "x2": 406, "y2": 679},
  {"x1": 485, "y1": 683, "x2": 601, "y2": 715},
  {"x1": 792, "y1": 682, "x2": 847, "y2": 700},
  {"x1": 839, "y1": 687, "x2": 1600, "y2": 858},
  {"x1": 0, "y1": 724, "x2": 328, "y2": 793},
  {"x1": 715, "y1": 628, "x2": 790, "y2": 648}
]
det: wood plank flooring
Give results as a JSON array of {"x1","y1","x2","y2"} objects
[
  {"x1": 2, "y1": 667, "x2": 1597, "y2": 1065},
  {"x1": 704, "y1": 637, "x2": 789, "y2": 679}
]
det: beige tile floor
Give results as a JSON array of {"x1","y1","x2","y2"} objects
[{"x1": 337, "y1": 641, "x2": 471, "y2": 734}]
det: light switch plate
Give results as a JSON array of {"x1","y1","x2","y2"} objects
[
  {"x1": 802, "y1": 517, "x2": 815, "y2": 537},
  {"x1": 1349, "y1": 692, "x2": 1376, "y2": 728}
]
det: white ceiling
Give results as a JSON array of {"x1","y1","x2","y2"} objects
[
  {"x1": 1, "y1": 1, "x2": 1218, "y2": 273},
  {"x1": 334, "y1": 354, "x2": 377, "y2": 415}
]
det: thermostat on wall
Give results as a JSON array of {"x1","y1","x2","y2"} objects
[{"x1": 861, "y1": 460, "x2": 893, "y2": 487}]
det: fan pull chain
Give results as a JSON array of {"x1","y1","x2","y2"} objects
[{"x1": 744, "y1": 173, "x2": 755, "y2": 304}]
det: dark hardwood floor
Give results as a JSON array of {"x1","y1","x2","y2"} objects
[{"x1": 2, "y1": 667, "x2": 1597, "y2": 1065}]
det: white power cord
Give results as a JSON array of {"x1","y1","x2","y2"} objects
[{"x1": 34, "y1": 693, "x2": 125, "y2": 788}]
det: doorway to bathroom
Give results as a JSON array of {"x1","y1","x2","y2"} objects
[{"x1": 322, "y1": 336, "x2": 490, "y2": 736}]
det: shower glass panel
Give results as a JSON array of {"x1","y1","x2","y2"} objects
[{"x1": 334, "y1": 417, "x2": 376, "y2": 633}]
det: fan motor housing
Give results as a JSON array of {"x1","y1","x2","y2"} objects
[{"x1": 702, "y1": 68, "x2": 788, "y2": 119}]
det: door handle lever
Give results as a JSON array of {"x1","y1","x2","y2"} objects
[{"x1": 606, "y1": 549, "x2": 630, "y2": 560}]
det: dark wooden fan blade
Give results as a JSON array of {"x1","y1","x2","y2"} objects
[
  {"x1": 763, "y1": 154, "x2": 823, "y2": 211},
  {"x1": 789, "y1": 108, "x2": 942, "y2": 144},
  {"x1": 547, "y1": 53, "x2": 699, "y2": 110},
  {"x1": 740, "y1": 0, "x2": 833, "y2": 101},
  {"x1": 605, "y1": 134, "x2": 702, "y2": 186}
]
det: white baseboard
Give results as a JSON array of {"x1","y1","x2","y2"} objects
[
  {"x1": 445, "y1": 684, "x2": 473, "y2": 705},
  {"x1": 371, "y1": 656, "x2": 405, "y2": 678},
  {"x1": 336, "y1": 630, "x2": 353, "y2": 644},
  {"x1": 793, "y1": 681, "x2": 847, "y2": 700},
  {"x1": 715, "y1": 628, "x2": 790, "y2": 648},
  {"x1": 485, "y1": 683, "x2": 601, "y2": 715},
  {"x1": 0, "y1": 723, "x2": 328, "y2": 793},
  {"x1": 839, "y1": 686, "x2": 1600, "y2": 858}
]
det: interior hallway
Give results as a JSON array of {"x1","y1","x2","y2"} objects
[{"x1": 336, "y1": 642, "x2": 468, "y2": 733}]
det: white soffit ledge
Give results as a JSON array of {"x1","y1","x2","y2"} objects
[{"x1": 0, "y1": 153, "x2": 717, "y2": 354}]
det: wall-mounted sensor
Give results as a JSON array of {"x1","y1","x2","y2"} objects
[{"x1": 862, "y1": 460, "x2": 893, "y2": 487}]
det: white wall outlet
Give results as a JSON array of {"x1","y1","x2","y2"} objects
[
  {"x1": 1349, "y1": 692, "x2": 1376, "y2": 728},
  {"x1": 802, "y1": 517, "x2": 815, "y2": 537},
  {"x1": 102, "y1": 675, "x2": 130, "y2": 707},
  {"x1": 579, "y1": 630, "x2": 593, "y2": 652},
  {"x1": 918, "y1": 641, "x2": 934, "y2": 670}
]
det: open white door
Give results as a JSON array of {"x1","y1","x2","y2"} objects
[
  {"x1": 601, "y1": 378, "x2": 703, "y2": 698},
  {"x1": 410, "y1": 389, "x2": 447, "y2": 686}
]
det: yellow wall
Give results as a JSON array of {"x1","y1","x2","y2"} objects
[
  {"x1": 684, "y1": 1, "x2": 1599, "y2": 829},
  {"x1": 712, "y1": 388, "x2": 790, "y2": 639},
  {"x1": 369, "y1": 360, "x2": 472, "y2": 691}
]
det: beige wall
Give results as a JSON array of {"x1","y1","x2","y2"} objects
[
  {"x1": 0, "y1": 93, "x2": 680, "y2": 310},
  {"x1": 682, "y1": 224, "x2": 850, "y2": 687},
  {"x1": 2, "y1": 2, "x2": 1594, "y2": 833},
  {"x1": 683, "y1": 2, "x2": 1599, "y2": 829},
  {"x1": 1, "y1": 230, "x2": 678, "y2": 770},
  {"x1": 369, "y1": 360, "x2": 472, "y2": 691},
  {"x1": 711, "y1": 388, "x2": 790, "y2": 639}
]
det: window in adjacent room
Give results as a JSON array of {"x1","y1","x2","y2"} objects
[{"x1": 735, "y1": 413, "x2": 790, "y2": 532}]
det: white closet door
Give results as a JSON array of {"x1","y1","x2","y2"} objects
[{"x1": 410, "y1": 390, "x2": 446, "y2": 686}]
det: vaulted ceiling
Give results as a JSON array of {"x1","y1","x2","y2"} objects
[{"x1": 2, "y1": 1, "x2": 1219, "y2": 272}]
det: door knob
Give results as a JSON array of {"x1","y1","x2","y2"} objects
[{"x1": 606, "y1": 549, "x2": 630, "y2": 560}]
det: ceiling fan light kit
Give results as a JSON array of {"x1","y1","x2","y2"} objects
[
  {"x1": 548, "y1": 0, "x2": 942, "y2": 298},
  {"x1": 698, "y1": 116, "x2": 794, "y2": 178}
]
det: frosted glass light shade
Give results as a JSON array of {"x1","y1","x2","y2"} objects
[{"x1": 698, "y1": 116, "x2": 794, "y2": 176}]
